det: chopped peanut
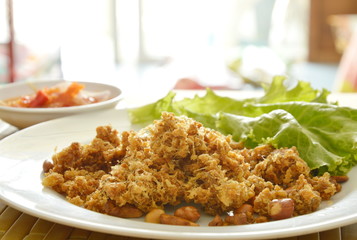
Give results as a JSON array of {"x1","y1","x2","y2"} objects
[
  {"x1": 160, "y1": 214, "x2": 199, "y2": 226},
  {"x1": 43, "y1": 160, "x2": 54, "y2": 173},
  {"x1": 174, "y1": 206, "x2": 200, "y2": 222},
  {"x1": 233, "y1": 203, "x2": 254, "y2": 223},
  {"x1": 268, "y1": 198, "x2": 294, "y2": 220},
  {"x1": 103, "y1": 203, "x2": 143, "y2": 218},
  {"x1": 234, "y1": 203, "x2": 253, "y2": 215},
  {"x1": 331, "y1": 175, "x2": 349, "y2": 183},
  {"x1": 145, "y1": 209, "x2": 165, "y2": 223},
  {"x1": 225, "y1": 213, "x2": 249, "y2": 225},
  {"x1": 208, "y1": 215, "x2": 225, "y2": 226}
]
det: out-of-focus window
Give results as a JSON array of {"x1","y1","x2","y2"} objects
[
  {"x1": 1, "y1": 0, "x2": 63, "y2": 83},
  {"x1": 1, "y1": 0, "x2": 117, "y2": 83},
  {"x1": 1, "y1": 0, "x2": 311, "y2": 88},
  {"x1": 138, "y1": 0, "x2": 308, "y2": 62},
  {"x1": 134, "y1": 0, "x2": 309, "y2": 87}
]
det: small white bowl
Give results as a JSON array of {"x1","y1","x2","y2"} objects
[{"x1": 0, "y1": 80, "x2": 122, "y2": 129}]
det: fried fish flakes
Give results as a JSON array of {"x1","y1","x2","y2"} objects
[{"x1": 42, "y1": 112, "x2": 340, "y2": 221}]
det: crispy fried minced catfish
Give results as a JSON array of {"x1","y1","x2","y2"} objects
[{"x1": 42, "y1": 112, "x2": 342, "y2": 222}]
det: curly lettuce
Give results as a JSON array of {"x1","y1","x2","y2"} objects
[{"x1": 128, "y1": 76, "x2": 357, "y2": 176}]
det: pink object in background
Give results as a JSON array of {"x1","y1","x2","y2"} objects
[
  {"x1": 174, "y1": 78, "x2": 232, "y2": 90},
  {"x1": 335, "y1": 30, "x2": 357, "y2": 92},
  {"x1": 7, "y1": 0, "x2": 15, "y2": 83}
]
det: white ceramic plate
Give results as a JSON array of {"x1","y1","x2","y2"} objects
[
  {"x1": 0, "y1": 109, "x2": 357, "y2": 240},
  {"x1": 0, "y1": 80, "x2": 122, "y2": 129}
]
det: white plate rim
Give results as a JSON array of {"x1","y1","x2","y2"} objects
[{"x1": 0, "y1": 108, "x2": 357, "y2": 240}]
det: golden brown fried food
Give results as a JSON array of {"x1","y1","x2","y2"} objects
[
  {"x1": 252, "y1": 147, "x2": 311, "y2": 187},
  {"x1": 42, "y1": 112, "x2": 342, "y2": 222}
]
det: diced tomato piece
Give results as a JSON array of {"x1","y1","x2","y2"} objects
[
  {"x1": 65, "y1": 82, "x2": 84, "y2": 97},
  {"x1": 55, "y1": 82, "x2": 84, "y2": 107},
  {"x1": 28, "y1": 90, "x2": 49, "y2": 107}
]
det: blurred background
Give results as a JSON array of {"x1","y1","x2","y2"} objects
[{"x1": 1, "y1": 0, "x2": 357, "y2": 94}]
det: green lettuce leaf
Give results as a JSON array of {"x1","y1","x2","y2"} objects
[
  {"x1": 259, "y1": 75, "x2": 330, "y2": 104},
  {"x1": 129, "y1": 76, "x2": 330, "y2": 125},
  {"x1": 128, "y1": 76, "x2": 357, "y2": 175},
  {"x1": 217, "y1": 105, "x2": 357, "y2": 176},
  {"x1": 129, "y1": 91, "x2": 176, "y2": 125}
]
